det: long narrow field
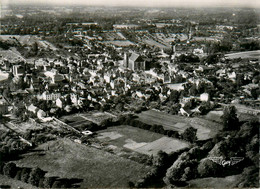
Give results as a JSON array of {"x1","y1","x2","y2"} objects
[
  {"x1": 137, "y1": 110, "x2": 222, "y2": 140},
  {"x1": 14, "y1": 138, "x2": 152, "y2": 188},
  {"x1": 188, "y1": 174, "x2": 242, "y2": 188},
  {"x1": 225, "y1": 50, "x2": 260, "y2": 59}
]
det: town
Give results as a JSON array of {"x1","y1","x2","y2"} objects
[{"x1": 0, "y1": 3, "x2": 259, "y2": 189}]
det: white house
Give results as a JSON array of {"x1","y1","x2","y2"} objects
[
  {"x1": 200, "y1": 93, "x2": 209, "y2": 102},
  {"x1": 42, "y1": 92, "x2": 61, "y2": 101},
  {"x1": 56, "y1": 98, "x2": 63, "y2": 108}
]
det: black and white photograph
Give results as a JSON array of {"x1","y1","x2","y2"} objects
[{"x1": 0, "y1": 0, "x2": 259, "y2": 188}]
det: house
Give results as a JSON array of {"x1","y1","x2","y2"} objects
[
  {"x1": 13, "y1": 65, "x2": 25, "y2": 77},
  {"x1": 37, "y1": 109, "x2": 46, "y2": 118},
  {"x1": 113, "y1": 24, "x2": 140, "y2": 30},
  {"x1": 56, "y1": 98, "x2": 63, "y2": 108},
  {"x1": 42, "y1": 92, "x2": 61, "y2": 101},
  {"x1": 200, "y1": 93, "x2": 209, "y2": 102},
  {"x1": 27, "y1": 104, "x2": 38, "y2": 114},
  {"x1": 179, "y1": 107, "x2": 193, "y2": 117}
]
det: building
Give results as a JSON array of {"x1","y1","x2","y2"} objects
[
  {"x1": 13, "y1": 65, "x2": 25, "y2": 77},
  {"x1": 200, "y1": 93, "x2": 209, "y2": 102},
  {"x1": 42, "y1": 92, "x2": 61, "y2": 101},
  {"x1": 126, "y1": 52, "x2": 146, "y2": 71},
  {"x1": 113, "y1": 24, "x2": 140, "y2": 30}
]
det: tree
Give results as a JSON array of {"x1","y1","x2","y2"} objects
[
  {"x1": 28, "y1": 167, "x2": 45, "y2": 186},
  {"x1": 21, "y1": 167, "x2": 31, "y2": 183},
  {"x1": 3, "y1": 162, "x2": 17, "y2": 178},
  {"x1": 153, "y1": 150, "x2": 168, "y2": 168},
  {"x1": 32, "y1": 42, "x2": 38, "y2": 53},
  {"x1": 197, "y1": 158, "x2": 222, "y2": 177},
  {"x1": 221, "y1": 106, "x2": 239, "y2": 131},
  {"x1": 181, "y1": 127, "x2": 197, "y2": 143},
  {"x1": 14, "y1": 169, "x2": 22, "y2": 180},
  {"x1": 169, "y1": 90, "x2": 180, "y2": 103},
  {"x1": 43, "y1": 177, "x2": 56, "y2": 188},
  {"x1": 52, "y1": 180, "x2": 63, "y2": 188}
]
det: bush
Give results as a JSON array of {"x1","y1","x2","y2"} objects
[
  {"x1": 128, "y1": 181, "x2": 135, "y2": 188},
  {"x1": 38, "y1": 178, "x2": 45, "y2": 188},
  {"x1": 221, "y1": 106, "x2": 239, "y2": 131},
  {"x1": 166, "y1": 130, "x2": 179, "y2": 138},
  {"x1": 181, "y1": 127, "x2": 197, "y2": 143},
  {"x1": 0, "y1": 162, "x2": 5, "y2": 174},
  {"x1": 28, "y1": 167, "x2": 45, "y2": 186},
  {"x1": 197, "y1": 158, "x2": 222, "y2": 177},
  {"x1": 52, "y1": 180, "x2": 63, "y2": 188},
  {"x1": 3, "y1": 162, "x2": 17, "y2": 178},
  {"x1": 43, "y1": 176, "x2": 56, "y2": 188},
  {"x1": 14, "y1": 169, "x2": 22, "y2": 180},
  {"x1": 21, "y1": 167, "x2": 31, "y2": 183}
]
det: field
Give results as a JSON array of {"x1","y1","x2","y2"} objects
[
  {"x1": 137, "y1": 110, "x2": 222, "y2": 140},
  {"x1": 0, "y1": 35, "x2": 57, "y2": 51},
  {"x1": 105, "y1": 40, "x2": 135, "y2": 47},
  {"x1": 78, "y1": 111, "x2": 116, "y2": 125},
  {"x1": 14, "y1": 138, "x2": 151, "y2": 188},
  {"x1": 0, "y1": 49, "x2": 25, "y2": 62},
  {"x1": 205, "y1": 110, "x2": 223, "y2": 123},
  {"x1": 60, "y1": 112, "x2": 116, "y2": 126},
  {"x1": 188, "y1": 174, "x2": 242, "y2": 188},
  {"x1": 0, "y1": 71, "x2": 9, "y2": 81},
  {"x1": 143, "y1": 39, "x2": 169, "y2": 49},
  {"x1": 96, "y1": 125, "x2": 189, "y2": 156},
  {"x1": 225, "y1": 50, "x2": 260, "y2": 59},
  {"x1": 0, "y1": 175, "x2": 37, "y2": 189}
]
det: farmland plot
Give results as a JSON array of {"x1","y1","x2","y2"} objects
[
  {"x1": 225, "y1": 50, "x2": 260, "y2": 59},
  {"x1": 137, "y1": 110, "x2": 222, "y2": 140},
  {"x1": 96, "y1": 125, "x2": 189, "y2": 156}
]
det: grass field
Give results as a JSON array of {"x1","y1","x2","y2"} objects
[
  {"x1": 107, "y1": 40, "x2": 135, "y2": 47},
  {"x1": 79, "y1": 111, "x2": 116, "y2": 125},
  {"x1": 96, "y1": 125, "x2": 189, "y2": 155},
  {"x1": 188, "y1": 174, "x2": 242, "y2": 188},
  {"x1": 137, "y1": 110, "x2": 222, "y2": 140},
  {"x1": 0, "y1": 71, "x2": 8, "y2": 81},
  {"x1": 0, "y1": 175, "x2": 37, "y2": 189},
  {"x1": 205, "y1": 110, "x2": 223, "y2": 123},
  {"x1": 143, "y1": 39, "x2": 169, "y2": 49},
  {"x1": 225, "y1": 50, "x2": 260, "y2": 59},
  {"x1": 14, "y1": 138, "x2": 151, "y2": 188}
]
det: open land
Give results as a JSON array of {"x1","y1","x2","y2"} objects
[
  {"x1": 137, "y1": 109, "x2": 222, "y2": 140},
  {"x1": 96, "y1": 125, "x2": 189, "y2": 156},
  {"x1": 14, "y1": 138, "x2": 152, "y2": 188},
  {"x1": 225, "y1": 50, "x2": 260, "y2": 59},
  {"x1": 0, "y1": 175, "x2": 37, "y2": 189},
  {"x1": 188, "y1": 174, "x2": 242, "y2": 188}
]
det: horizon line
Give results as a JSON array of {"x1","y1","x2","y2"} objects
[{"x1": 3, "y1": 0, "x2": 260, "y2": 9}]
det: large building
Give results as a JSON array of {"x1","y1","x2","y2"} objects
[{"x1": 124, "y1": 52, "x2": 146, "y2": 71}]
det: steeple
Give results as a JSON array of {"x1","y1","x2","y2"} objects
[{"x1": 171, "y1": 41, "x2": 176, "y2": 62}]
